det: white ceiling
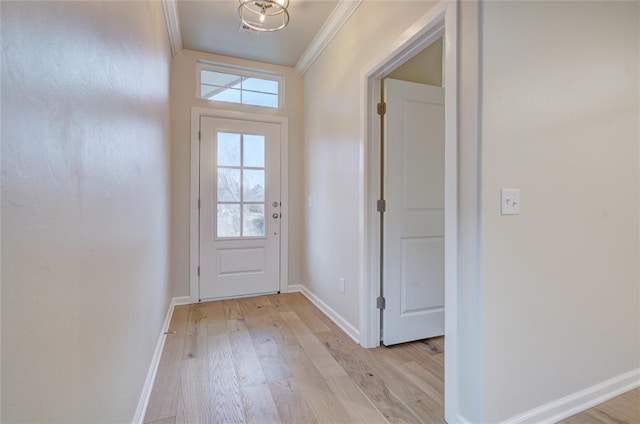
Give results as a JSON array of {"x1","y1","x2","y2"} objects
[{"x1": 177, "y1": 0, "x2": 341, "y2": 67}]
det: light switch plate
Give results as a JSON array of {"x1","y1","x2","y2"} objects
[{"x1": 501, "y1": 189, "x2": 520, "y2": 215}]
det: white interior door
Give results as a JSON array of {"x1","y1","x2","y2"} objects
[
  {"x1": 199, "y1": 116, "x2": 281, "y2": 300},
  {"x1": 382, "y1": 78, "x2": 445, "y2": 346}
]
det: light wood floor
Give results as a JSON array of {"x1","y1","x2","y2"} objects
[
  {"x1": 144, "y1": 292, "x2": 639, "y2": 424},
  {"x1": 144, "y1": 292, "x2": 445, "y2": 424},
  {"x1": 558, "y1": 388, "x2": 639, "y2": 424}
]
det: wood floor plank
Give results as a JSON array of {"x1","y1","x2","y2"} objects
[
  {"x1": 203, "y1": 297, "x2": 227, "y2": 336},
  {"x1": 175, "y1": 357, "x2": 212, "y2": 424},
  {"x1": 325, "y1": 375, "x2": 390, "y2": 424},
  {"x1": 264, "y1": 304, "x2": 301, "y2": 348},
  {"x1": 314, "y1": 329, "x2": 423, "y2": 423},
  {"x1": 143, "y1": 333, "x2": 184, "y2": 423},
  {"x1": 227, "y1": 315, "x2": 268, "y2": 388},
  {"x1": 365, "y1": 349, "x2": 435, "y2": 405},
  {"x1": 222, "y1": 298, "x2": 244, "y2": 321},
  {"x1": 561, "y1": 412, "x2": 610, "y2": 424},
  {"x1": 207, "y1": 331, "x2": 246, "y2": 423},
  {"x1": 182, "y1": 303, "x2": 208, "y2": 360},
  {"x1": 269, "y1": 378, "x2": 318, "y2": 424},
  {"x1": 559, "y1": 388, "x2": 640, "y2": 424},
  {"x1": 145, "y1": 417, "x2": 176, "y2": 424},
  {"x1": 389, "y1": 337, "x2": 445, "y2": 362},
  {"x1": 240, "y1": 383, "x2": 282, "y2": 424},
  {"x1": 380, "y1": 343, "x2": 444, "y2": 384},
  {"x1": 427, "y1": 351, "x2": 445, "y2": 369},
  {"x1": 386, "y1": 359, "x2": 444, "y2": 407},
  {"x1": 420, "y1": 337, "x2": 445, "y2": 355},
  {"x1": 253, "y1": 295, "x2": 273, "y2": 307},
  {"x1": 239, "y1": 296, "x2": 293, "y2": 384},
  {"x1": 594, "y1": 389, "x2": 640, "y2": 423},
  {"x1": 267, "y1": 310, "x2": 353, "y2": 422},
  {"x1": 279, "y1": 310, "x2": 347, "y2": 379},
  {"x1": 144, "y1": 306, "x2": 188, "y2": 423},
  {"x1": 406, "y1": 396, "x2": 446, "y2": 424},
  {"x1": 296, "y1": 380, "x2": 355, "y2": 423},
  {"x1": 169, "y1": 304, "x2": 190, "y2": 334},
  {"x1": 278, "y1": 294, "x2": 332, "y2": 334}
]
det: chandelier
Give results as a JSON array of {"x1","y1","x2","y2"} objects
[{"x1": 238, "y1": 0, "x2": 290, "y2": 32}]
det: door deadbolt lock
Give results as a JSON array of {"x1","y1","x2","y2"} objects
[{"x1": 272, "y1": 201, "x2": 279, "y2": 208}]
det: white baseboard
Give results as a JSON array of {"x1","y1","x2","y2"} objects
[
  {"x1": 287, "y1": 284, "x2": 360, "y2": 343},
  {"x1": 503, "y1": 368, "x2": 640, "y2": 424},
  {"x1": 132, "y1": 295, "x2": 192, "y2": 424},
  {"x1": 455, "y1": 413, "x2": 473, "y2": 424},
  {"x1": 172, "y1": 296, "x2": 192, "y2": 306},
  {"x1": 285, "y1": 283, "x2": 304, "y2": 293}
]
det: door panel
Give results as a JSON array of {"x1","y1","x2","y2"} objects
[
  {"x1": 402, "y1": 100, "x2": 445, "y2": 210},
  {"x1": 217, "y1": 248, "x2": 265, "y2": 275},
  {"x1": 401, "y1": 237, "x2": 445, "y2": 312},
  {"x1": 383, "y1": 78, "x2": 445, "y2": 346},
  {"x1": 199, "y1": 116, "x2": 281, "y2": 300}
]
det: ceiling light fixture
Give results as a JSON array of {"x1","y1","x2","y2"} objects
[{"x1": 238, "y1": 0, "x2": 290, "y2": 32}]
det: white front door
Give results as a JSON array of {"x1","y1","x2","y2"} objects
[
  {"x1": 199, "y1": 116, "x2": 281, "y2": 300},
  {"x1": 382, "y1": 78, "x2": 445, "y2": 346}
]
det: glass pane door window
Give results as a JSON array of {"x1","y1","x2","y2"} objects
[{"x1": 216, "y1": 132, "x2": 266, "y2": 238}]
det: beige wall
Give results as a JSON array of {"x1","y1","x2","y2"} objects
[
  {"x1": 170, "y1": 50, "x2": 304, "y2": 297},
  {"x1": 303, "y1": 0, "x2": 438, "y2": 334},
  {"x1": 480, "y1": 1, "x2": 640, "y2": 422},
  {"x1": 388, "y1": 37, "x2": 443, "y2": 86},
  {"x1": 1, "y1": 1, "x2": 172, "y2": 422}
]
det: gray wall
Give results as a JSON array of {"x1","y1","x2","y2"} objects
[{"x1": 1, "y1": 1, "x2": 172, "y2": 422}]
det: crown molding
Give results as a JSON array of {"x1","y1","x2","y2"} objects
[
  {"x1": 295, "y1": 0, "x2": 362, "y2": 74},
  {"x1": 161, "y1": 0, "x2": 183, "y2": 57}
]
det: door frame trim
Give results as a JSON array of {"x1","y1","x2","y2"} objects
[
  {"x1": 358, "y1": 1, "x2": 458, "y2": 421},
  {"x1": 190, "y1": 107, "x2": 289, "y2": 302}
]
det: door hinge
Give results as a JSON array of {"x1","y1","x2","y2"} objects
[
  {"x1": 377, "y1": 199, "x2": 386, "y2": 212},
  {"x1": 377, "y1": 296, "x2": 386, "y2": 310},
  {"x1": 198, "y1": 198, "x2": 201, "y2": 209},
  {"x1": 198, "y1": 130, "x2": 201, "y2": 141},
  {"x1": 197, "y1": 266, "x2": 200, "y2": 277},
  {"x1": 377, "y1": 102, "x2": 386, "y2": 116}
]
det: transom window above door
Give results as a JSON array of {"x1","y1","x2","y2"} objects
[
  {"x1": 216, "y1": 131, "x2": 267, "y2": 238},
  {"x1": 198, "y1": 62, "x2": 282, "y2": 109}
]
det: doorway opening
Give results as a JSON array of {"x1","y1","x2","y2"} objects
[
  {"x1": 380, "y1": 38, "x2": 445, "y2": 346},
  {"x1": 358, "y1": 2, "x2": 458, "y2": 421}
]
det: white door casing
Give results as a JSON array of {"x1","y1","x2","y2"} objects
[
  {"x1": 382, "y1": 78, "x2": 445, "y2": 346},
  {"x1": 199, "y1": 116, "x2": 282, "y2": 300}
]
